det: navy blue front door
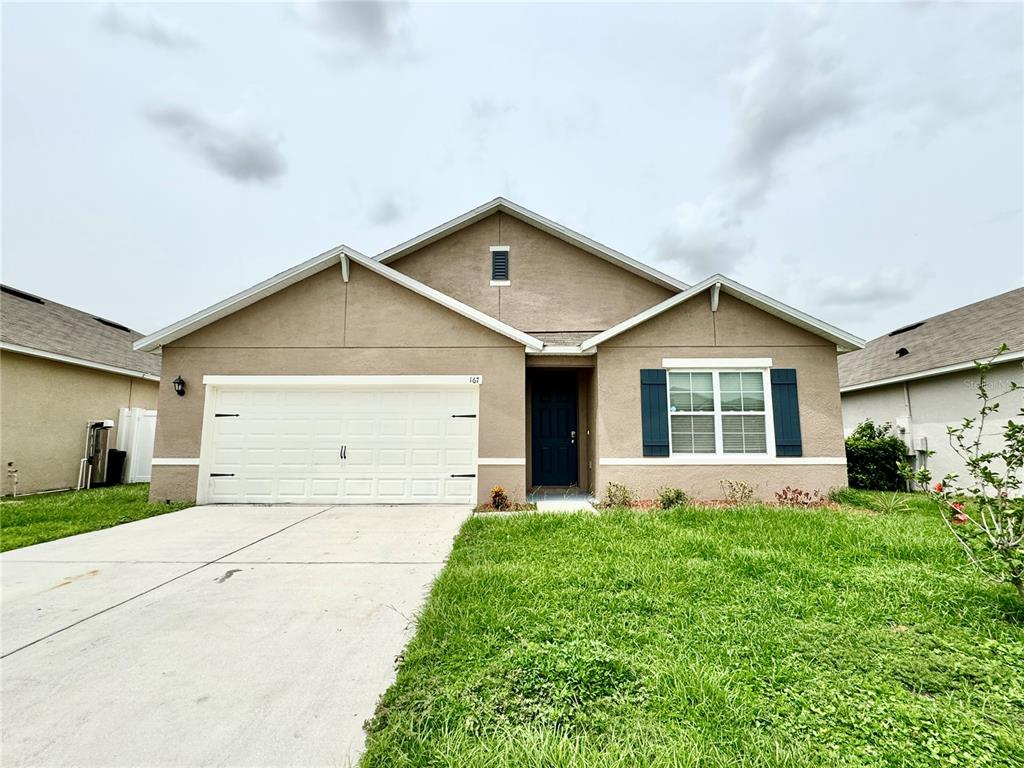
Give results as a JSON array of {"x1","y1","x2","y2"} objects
[{"x1": 531, "y1": 372, "x2": 578, "y2": 487}]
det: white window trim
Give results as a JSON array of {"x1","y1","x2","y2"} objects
[
  {"x1": 666, "y1": 367, "x2": 776, "y2": 458},
  {"x1": 600, "y1": 456, "x2": 846, "y2": 466},
  {"x1": 489, "y1": 280, "x2": 511, "y2": 287},
  {"x1": 489, "y1": 245, "x2": 511, "y2": 252},
  {"x1": 662, "y1": 357, "x2": 772, "y2": 369}
]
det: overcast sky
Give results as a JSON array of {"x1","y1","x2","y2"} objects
[{"x1": 3, "y1": 1, "x2": 1022, "y2": 342}]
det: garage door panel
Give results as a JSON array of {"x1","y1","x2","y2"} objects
[{"x1": 205, "y1": 383, "x2": 478, "y2": 504}]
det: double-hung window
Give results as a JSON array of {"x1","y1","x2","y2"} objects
[{"x1": 668, "y1": 369, "x2": 771, "y2": 455}]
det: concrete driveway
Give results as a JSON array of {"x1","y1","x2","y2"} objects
[{"x1": 1, "y1": 504, "x2": 471, "y2": 767}]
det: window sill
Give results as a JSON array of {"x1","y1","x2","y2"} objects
[
  {"x1": 600, "y1": 456, "x2": 846, "y2": 466},
  {"x1": 490, "y1": 280, "x2": 511, "y2": 287}
]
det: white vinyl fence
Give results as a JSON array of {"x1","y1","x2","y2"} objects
[{"x1": 116, "y1": 407, "x2": 157, "y2": 483}]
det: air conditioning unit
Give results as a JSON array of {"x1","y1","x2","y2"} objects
[{"x1": 914, "y1": 436, "x2": 928, "y2": 452}]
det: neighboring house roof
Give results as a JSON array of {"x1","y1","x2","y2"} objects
[
  {"x1": 839, "y1": 287, "x2": 1024, "y2": 392},
  {"x1": 134, "y1": 246, "x2": 544, "y2": 353},
  {"x1": 579, "y1": 274, "x2": 865, "y2": 353},
  {"x1": 375, "y1": 197, "x2": 690, "y2": 293},
  {"x1": 0, "y1": 284, "x2": 161, "y2": 380}
]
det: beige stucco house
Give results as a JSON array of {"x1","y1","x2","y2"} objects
[
  {"x1": 137, "y1": 199, "x2": 863, "y2": 506},
  {"x1": 841, "y1": 288, "x2": 1024, "y2": 487},
  {"x1": 1, "y1": 285, "x2": 161, "y2": 495}
]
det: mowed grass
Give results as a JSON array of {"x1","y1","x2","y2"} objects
[
  {"x1": 362, "y1": 496, "x2": 1024, "y2": 767},
  {"x1": 0, "y1": 483, "x2": 189, "y2": 551}
]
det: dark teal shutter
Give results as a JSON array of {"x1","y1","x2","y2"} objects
[
  {"x1": 640, "y1": 369, "x2": 670, "y2": 457},
  {"x1": 771, "y1": 368, "x2": 803, "y2": 457}
]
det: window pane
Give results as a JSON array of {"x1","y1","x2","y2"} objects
[
  {"x1": 722, "y1": 415, "x2": 767, "y2": 453},
  {"x1": 669, "y1": 372, "x2": 713, "y2": 412},
  {"x1": 721, "y1": 371, "x2": 764, "y2": 411},
  {"x1": 671, "y1": 414, "x2": 716, "y2": 453},
  {"x1": 741, "y1": 372, "x2": 765, "y2": 410}
]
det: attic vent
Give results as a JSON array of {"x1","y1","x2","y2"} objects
[
  {"x1": 491, "y1": 248, "x2": 509, "y2": 282},
  {"x1": 95, "y1": 317, "x2": 132, "y2": 333},
  {"x1": 888, "y1": 321, "x2": 925, "y2": 336},
  {"x1": 896, "y1": 347, "x2": 910, "y2": 358},
  {"x1": 1, "y1": 286, "x2": 44, "y2": 304}
]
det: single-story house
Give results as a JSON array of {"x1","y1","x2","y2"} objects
[
  {"x1": 840, "y1": 287, "x2": 1024, "y2": 486},
  {"x1": 136, "y1": 198, "x2": 863, "y2": 506},
  {"x1": 1, "y1": 285, "x2": 161, "y2": 495}
]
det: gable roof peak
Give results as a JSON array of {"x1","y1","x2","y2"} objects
[{"x1": 375, "y1": 197, "x2": 690, "y2": 293}]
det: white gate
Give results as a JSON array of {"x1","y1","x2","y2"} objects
[{"x1": 117, "y1": 407, "x2": 158, "y2": 483}]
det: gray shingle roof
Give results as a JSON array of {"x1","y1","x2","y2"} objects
[
  {"x1": 1, "y1": 285, "x2": 161, "y2": 377},
  {"x1": 530, "y1": 331, "x2": 599, "y2": 347},
  {"x1": 839, "y1": 287, "x2": 1024, "y2": 389}
]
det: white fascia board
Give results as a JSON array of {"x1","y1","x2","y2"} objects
[
  {"x1": 1, "y1": 342, "x2": 160, "y2": 381},
  {"x1": 134, "y1": 244, "x2": 543, "y2": 352},
  {"x1": 599, "y1": 456, "x2": 847, "y2": 466},
  {"x1": 375, "y1": 197, "x2": 690, "y2": 293},
  {"x1": 527, "y1": 345, "x2": 596, "y2": 356},
  {"x1": 840, "y1": 349, "x2": 1024, "y2": 393},
  {"x1": 581, "y1": 274, "x2": 865, "y2": 352},
  {"x1": 203, "y1": 374, "x2": 484, "y2": 387},
  {"x1": 134, "y1": 248, "x2": 344, "y2": 352}
]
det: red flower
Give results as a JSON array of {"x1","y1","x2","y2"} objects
[
  {"x1": 952, "y1": 512, "x2": 969, "y2": 525},
  {"x1": 951, "y1": 502, "x2": 965, "y2": 512},
  {"x1": 933, "y1": 482, "x2": 945, "y2": 493}
]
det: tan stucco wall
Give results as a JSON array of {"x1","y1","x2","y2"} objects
[
  {"x1": 842, "y1": 361, "x2": 1024, "y2": 490},
  {"x1": 598, "y1": 465, "x2": 850, "y2": 503},
  {"x1": 150, "y1": 261, "x2": 527, "y2": 504},
  {"x1": 0, "y1": 351, "x2": 159, "y2": 495},
  {"x1": 391, "y1": 212, "x2": 674, "y2": 332},
  {"x1": 593, "y1": 290, "x2": 848, "y2": 500}
]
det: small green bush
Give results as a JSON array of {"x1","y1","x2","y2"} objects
[
  {"x1": 656, "y1": 487, "x2": 688, "y2": 509},
  {"x1": 845, "y1": 420, "x2": 908, "y2": 491},
  {"x1": 602, "y1": 482, "x2": 636, "y2": 508}
]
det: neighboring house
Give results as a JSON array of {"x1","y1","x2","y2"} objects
[
  {"x1": 136, "y1": 198, "x2": 863, "y2": 506},
  {"x1": 840, "y1": 288, "x2": 1024, "y2": 486},
  {"x1": 1, "y1": 285, "x2": 161, "y2": 495}
]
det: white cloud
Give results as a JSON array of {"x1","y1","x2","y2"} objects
[
  {"x1": 144, "y1": 106, "x2": 286, "y2": 184},
  {"x1": 654, "y1": 195, "x2": 755, "y2": 279},
  {"x1": 730, "y1": 7, "x2": 859, "y2": 206},
  {"x1": 99, "y1": 4, "x2": 200, "y2": 50},
  {"x1": 368, "y1": 194, "x2": 403, "y2": 225},
  {"x1": 293, "y1": 1, "x2": 410, "y2": 57},
  {"x1": 657, "y1": 7, "x2": 859, "y2": 278}
]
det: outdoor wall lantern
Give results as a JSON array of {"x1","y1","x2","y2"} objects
[{"x1": 172, "y1": 376, "x2": 186, "y2": 397}]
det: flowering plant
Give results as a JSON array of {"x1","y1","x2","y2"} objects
[{"x1": 901, "y1": 345, "x2": 1024, "y2": 602}]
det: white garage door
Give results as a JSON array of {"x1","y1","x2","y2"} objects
[{"x1": 200, "y1": 377, "x2": 480, "y2": 504}]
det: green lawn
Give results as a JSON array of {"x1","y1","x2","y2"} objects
[
  {"x1": 0, "y1": 483, "x2": 190, "y2": 551},
  {"x1": 362, "y1": 493, "x2": 1024, "y2": 767}
]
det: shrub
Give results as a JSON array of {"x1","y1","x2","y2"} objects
[
  {"x1": 602, "y1": 482, "x2": 636, "y2": 508},
  {"x1": 656, "y1": 487, "x2": 688, "y2": 509},
  {"x1": 490, "y1": 486, "x2": 510, "y2": 511},
  {"x1": 845, "y1": 420, "x2": 908, "y2": 491},
  {"x1": 868, "y1": 492, "x2": 911, "y2": 515},
  {"x1": 774, "y1": 486, "x2": 826, "y2": 507},
  {"x1": 828, "y1": 486, "x2": 858, "y2": 505},
  {"x1": 901, "y1": 345, "x2": 1024, "y2": 602},
  {"x1": 719, "y1": 479, "x2": 756, "y2": 505}
]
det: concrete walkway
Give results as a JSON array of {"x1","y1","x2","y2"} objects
[{"x1": 1, "y1": 504, "x2": 471, "y2": 767}]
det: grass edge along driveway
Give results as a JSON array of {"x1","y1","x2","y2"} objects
[
  {"x1": 361, "y1": 494, "x2": 1024, "y2": 768},
  {"x1": 0, "y1": 483, "x2": 189, "y2": 552}
]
